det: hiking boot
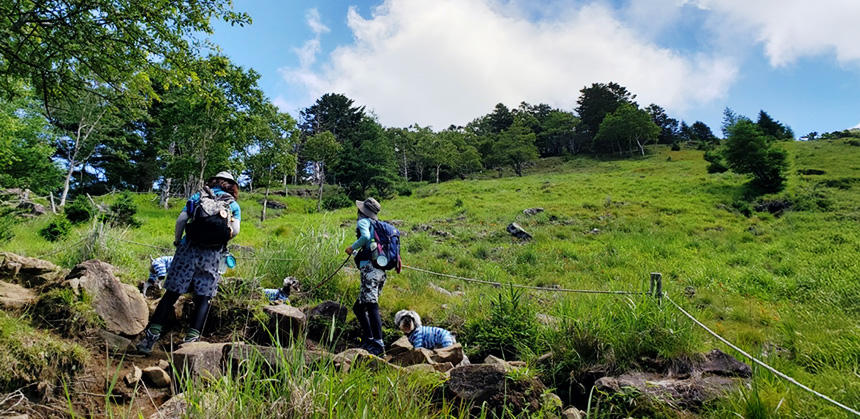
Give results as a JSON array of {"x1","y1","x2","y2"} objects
[
  {"x1": 182, "y1": 329, "x2": 201, "y2": 345},
  {"x1": 135, "y1": 329, "x2": 160, "y2": 355},
  {"x1": 367, "y1": 340, "x2": 385, "y2": 356}
]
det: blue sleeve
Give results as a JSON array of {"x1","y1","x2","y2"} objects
[
  {"x1": 350, "y1": 218, "x2": 373, "y2": 251},
  {"x1": 410, "y1": 328, "x2": 425, "y2": 349},
  {"x1": 230, "y1": 201, "x2": 241, "y2": 221}
]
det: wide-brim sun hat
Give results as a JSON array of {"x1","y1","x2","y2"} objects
[
  {"x1": 356, "y1": 197, "x2": 381, "y2": 220},
  {"x1": 210, "y1": 171, "x2": 237, "y2": 186}
]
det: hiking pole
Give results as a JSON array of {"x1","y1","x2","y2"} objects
[{"x1": 308, "y1": 252, "x2": 354, "y2": 293}]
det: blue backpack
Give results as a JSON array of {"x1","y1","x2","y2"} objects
[{"x1": 371, "y1": 220, "x2": 402, "y2": 273}]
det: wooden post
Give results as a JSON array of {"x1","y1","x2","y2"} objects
[{"x1": 650, "y1": 272, "x2": 663, "y2": 304}]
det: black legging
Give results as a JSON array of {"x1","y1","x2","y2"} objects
[
  {"x1": 353, "y1": 301, "x2": 382, "y2": 341},
  {"x1": 150, "y1": 290, "x2": 212, "y2": 332}
]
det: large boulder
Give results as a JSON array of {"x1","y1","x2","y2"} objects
[
  {"x1": 0, "y1": 280, "x2": 36, "y2": 309},
  {"x1": 594, "y1": 349, "x2": 751, "y2": 411},
  {"x1": 0, "y1": 252, "x2": 67, "y2": 288},
  {"x1": 16, "y1": 200, "x2": 46, "y2": 217},
  {"x1": 171, "y1": 342, "x2": 230, "y2": 381},
  {"x1": 64, "y1": 260, "x2": 148, "y2": 336},
  {"x1": 264, "y1": 305, "x2": 306, "y2": 345},
  {"x1": 446, "y1": 363, "x2": 550, "y2": 416},
  {"x1": 333, "y1": 348, "x2": 395, "y2": 373},
  {"x1": 430, "y1": 343, "x2": 465, "y2": 365}
]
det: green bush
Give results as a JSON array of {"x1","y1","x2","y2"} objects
[
  {"x1": 103, "y1": 191, "x2": 141, "y2": 227},
  {"x1": 395, "y1": 182, "x2": 414, "y2": 197},
  {"x1": 0, "y1": 208, "x2": 17, "y2": 243},
  {"x1": 323, "y1": 192, "x2": 352, "y2": 211},
  {"x1": 64, "y1": 195, "x2": 96, "y2": 224},
  {"x1": 723, "y1": 120, "x2": 789, "y2": 193},
  {"x1": 704, "y1": 149, "x2": 729, "y2": 173},
  {"x1": 462, "y1": 287, "x2": 541, "y2": 361},
  {"x1": 39, "y1": 217, "x2": 72, "y2": 242},
  {"x1": 670, "y1": 142, "x2": 681, "y2": 151}
]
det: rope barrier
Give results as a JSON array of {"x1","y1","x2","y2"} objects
[
  {"x1": 664, "y1": 293, "x2": 860, "y2": 417},
  {"x1": 402, "y1": 265, "x2": 646, "y2": 295},
  {"x1": 114, "y1": 238, "x2": 300, "y2": 261}
]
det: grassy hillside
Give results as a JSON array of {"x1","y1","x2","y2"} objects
[{"x1": 2, "y1": 139, "x2": 858, "y2": 417}]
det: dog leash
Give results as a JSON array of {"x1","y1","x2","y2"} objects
[{"x1": 307, "y1": 253, "x2": 353, "y2": 293}]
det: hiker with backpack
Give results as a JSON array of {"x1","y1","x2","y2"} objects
[
  {"x1": 136, "y1": 171, "x2": 241, "y2": 354},
  {"x1": 344, "y1": 197, "x2": 401, "y2": 356}
]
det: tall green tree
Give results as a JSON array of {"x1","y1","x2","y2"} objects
[
  {"x1": 593, "y1": 103, "x2": 659, "y2": 156},
  {"x1": 722, "y1": 119, "x2": 789, "y2": 193},
  {"x1": 0, "y1": 87, "x2": 63, "y2": 194},
  {"x1": 645, "y1": 104, "x2": 680, "y2": 145},
  {"x1": 487, "y1": 120, "x2": 538, "y2": 177},
  {"x1": 246, "y1": 106, "x2": 299, "y2": 220},
  {"x1": 575, "y1": 82, "x2": 636, "y2": 150},
  {"x1": 756, "y1": 110, "x2": 794, "y2": 140},
  {"x1": 303, "y1": 131, "x2": 340, "y2": 212},
  {"x1": 0, "y1": 0, "x2": 249, "y2": 113}
]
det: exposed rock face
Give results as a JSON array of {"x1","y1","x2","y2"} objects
[
  {"x1": 594, "y1": 349, "x2": 751, "y2": 410},
  {"x1": 65, "y1": 260, "x2": 148, "y2": 336},
  {"x1": 506, "y1": 223, "x2": 532, "y2": 240},
  {"x1": 264, "y1": 305, "x2": 306, "y2": 344},
  {"x1": 0, "y1": 252, "x2": 66, "y2": 288},
  {"x1": 0, "y1": 280, "x2": 36, "y2": 309},
  {"x1": 171, "y1": 342, "x2": 230, "y2": 381}
]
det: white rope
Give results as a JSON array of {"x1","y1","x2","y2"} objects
[
  {"x1": 665, "y1": 293, "x2": 860, "y2": 417},
  {"x1": 402, "y1": 265, "x2": 645, "y2": 295}
]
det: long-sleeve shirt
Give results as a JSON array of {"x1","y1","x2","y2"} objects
[
  {"x1": 350, "y1": 218, "x2": 375, "y2": 268},
  {"x1": 408, "y1": 326, "x2": 455, "y2": 349}
]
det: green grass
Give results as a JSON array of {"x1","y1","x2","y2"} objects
[{"x1": 2, "y1": 140, "x2": 859, "y2": 417}]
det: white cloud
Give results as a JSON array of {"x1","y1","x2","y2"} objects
[
  {"x1": 305, "y1": 8, "x2": 330, "y2": 36},
  {"x1": 280, "y1": 0, "x2": 736, "y2": 129},
  {"x1": 690, "y1": 0, "x2": 860, "y2": 67}
]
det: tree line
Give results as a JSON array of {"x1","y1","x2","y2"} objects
[{"x1": 0, "y1": 0, "x2": 802, "y2": 210}]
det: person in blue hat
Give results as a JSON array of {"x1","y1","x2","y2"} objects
[{"x1": 136, "y1": 171, "x2": 241, "y2": 354}]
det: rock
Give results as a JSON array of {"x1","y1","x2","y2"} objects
[
  {"x1": 264, "y1": 305, "x2": 306, "y2": 344},
  {"x1": 124, "y1": 365, "x2": 142, "y2": 386},
  {"x1": 432, "y1": 362, "x2": 455, "y2": 372},
  {"x1": 563, "y1": 407, "x2": 585, "y2": 419},
  {"x1": 305, "y1": 300, "x2": 348, "y2": 340},
  {"x1": 430, "y1": 343, "x2": 465, "y2": 365},
  {"x1": 446, "y1": 363, "x2": 547, "y2": 416},
  {"x1": 225, "y1": 343, "x2": 331, "y2": 371},
  {"x1": 594, "y1": 349, "x2": 751, "y2": 410},
  {"x1": 148, "y1": 393, "x2": 187, "y2": 419},
  {"x1": 64, "y1": 260, "x2": 148, "y2": 336},
  {"x1": 157, "y1": 359, "x2": 170, "y2": 370},
  {"x1": 387, "y1": 347, "x2": 435, "y2": 367},
  {"x1": 142, "y1": 366, "x2": 171, "y2": 388},
  {"x1": 0, "y1": 252, "x2": 66, "y2": 288},
  {"x1": 16, "y1": 200, "x2": 46, "y2": 217},
  {"x1": 684, "y1": 286, "x2": 696, "y2": 298},
  {"x1": 387, "y1": 335, "x2": 413, "y2": 356},
  {"x1": 587, "y1": 228, "x2": 600, "y2": 235},
  {"x1": 171, "y1": 342, "x2": 230, "y2": 380},
  {"x1": 506, "y1": 223, "x2": 532, "y2": 240},
  {"x1": 428, "y1": 282, "x2": 454, "y2": 297},
  {"x1": 412, "y1": 224, "x2": 453, "y2": 238},
  {"x1": 0, "y1": 279, "x2": 36, "y2": 309},
  {"x1": 522, "y1": 208, "x2": 544, "y2": 216},
  {"x1": 260, "y1": 199, "x2": 287, "y2": 209},
  {"x1": 333, "y1": 348, "x2": 395, "y2": 372},
  {"x1": 98, "y1": 329, "x2": 134, "y2": 353},
  {"x1": 446, "y1": 364, "x2": 508, "y2": 401}
]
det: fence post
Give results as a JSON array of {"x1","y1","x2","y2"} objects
[{"x1": 650, "y1": 272, "x2": 663, "y2": 305}]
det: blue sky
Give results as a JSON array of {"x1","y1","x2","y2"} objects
[{"x1": 207, "y1": 0, "x2": 860, "y2": 137}]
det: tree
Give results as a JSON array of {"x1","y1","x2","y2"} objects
[
  {"x1": 0, "y1": 87, "x2": 63, "y2": 194},
  {"x1": 593, "y1": 103, "x2": 659, "y2": 156},
  {"x1": 159, "y1": 55, "x2": 267, "y2": 196},
  {"x1": 722, "y1": 119, "x2": 788, "y2": 193},
  {"x1": 303, "y1": 131, "x2": 340, "y2": 212},
  {"x1": 488, "y1": 120, "x2": 538, "y2": 177},
  {"x1": 721, "y1": 107, "x2": 741, "y2": 138},
  {"x1": 645, "y1": 104, "x2": 680, "y2": 144},
  {"x1": 246, "y1": 106, "x2": 299, "y2": 220},
  {"x1": 757, "y1": 110, "x2": 794, "y2": 140},
  {"x1": 690, "y1": 121, "x2": 717, "y2": 146},
  {"x1": 575, "y1": 82, "x2": 636, "y2": 149},
  {"x1": 49, "y1": 85, "x2": 123, "y2": 205},
  {"x1": 0, "y1": 0, "x2": 249, "y2": 113}
]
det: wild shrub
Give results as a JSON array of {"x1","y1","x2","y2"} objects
[
  {"x1": 723, "y1": 120, "x2": 789, "y2": 193},
  {"x1": 39, "y1": 217, "x2": 71, "y2": 242},
  {"x1": 462, "y1": 287, "x2": 541, "y2": 361},
  {"x1": 322, "y1": 191, "x2": 352, "y2": 210},
  {"x1": 33, "y1": 288, "x2": 103, "y2": 335},
  {"x1": 103, "y1": 191, "x2": 141, "y2": 227},
  {"x1": 670, "y1": 142, "x2": 681, "y2": 151},
  {"x1": 703, "y1": 149, "x2": 728, "y2": 173},
  {"x1": 395, "y1": 182, "x2": 414, "y2": 197},
  {"x1": 64, "y1": 195, "x2": 96, "y2": 224}
]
